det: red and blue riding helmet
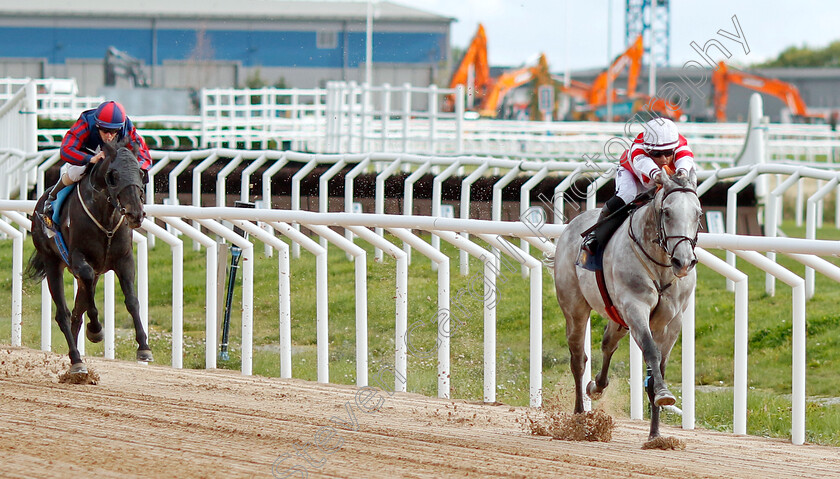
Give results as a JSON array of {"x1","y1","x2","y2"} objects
[{"x1": 94, "y1": 101, "x2": 127, "y2": 130}]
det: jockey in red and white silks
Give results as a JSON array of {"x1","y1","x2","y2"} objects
[
  {"x1": 615, "y1": 118, "x2": 696, "y2": 203},
  {"x1": 580, "y1": 118, "x2": 696, "y2": 269}
]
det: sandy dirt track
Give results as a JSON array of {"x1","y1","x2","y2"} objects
[{"x1": 1, "y1": 346, "x2": 838, "y2": 479}]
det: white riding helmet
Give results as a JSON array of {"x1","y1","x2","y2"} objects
[{"x1": 642, "y1": 118, "x2": 679, "y2": 150}]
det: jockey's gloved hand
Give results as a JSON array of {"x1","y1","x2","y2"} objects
[{"x1": 652, "y1": 170, "x2": 665, "y2": 185}]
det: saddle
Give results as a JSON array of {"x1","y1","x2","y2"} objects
[
  {"x1": 41, "y1": 185, "x2": 76, "y2": 265},
  {"x1": 576, "y1": 190, "x2": 654, "y2": 271},
  {"x1": 576, "y1": 190, "x2": 657, "y2": 329}
]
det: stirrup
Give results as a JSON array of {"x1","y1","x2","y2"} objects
[
  {"x1": 42, "y1": 197, "x2": 55, "y2": 218},
  {"x1": 40, "y1": 201, "x2": 57, "y2": 238},
  {"x1": 581, "y1": 235, "x2": 596, "y2": 255},
  {"x1": 577, "y1": 237, "x2": 602, "y2": 272},
  {"x1": 40, "y1": 214, "x2": 56, "y2": 238}
]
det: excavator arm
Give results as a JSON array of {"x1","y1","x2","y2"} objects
[
  {"x1": 446, "y1": 24, "x2": 491, "y2": 110},
  {"x1": 478, "y1": 53, "x2": 549, "y2": 118},
  {"x1": 713, "y1": 61, "x2": 814, "y2": 121},
  {"x1": 587, "y1": 35, "x2": 643, "y2": 106}
]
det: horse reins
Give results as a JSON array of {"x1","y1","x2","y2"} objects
[
  {"x1": 77, "y1": 152, "x2": 137, "y2": 254},
  {"x1": 77, "y1": 183, "x2": 125, "y2": 252},
  {"x1": 627, "y1": 186, "x2": 699, "y2": 293}
]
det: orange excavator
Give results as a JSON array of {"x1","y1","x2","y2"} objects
[
  {"x1": 447, "y1": 27, "x2": 679, "y2": 121},
  {"x1": 478, "y1": 53, "x2": 551, "y2": 118},
  {"x1": 587, "y1": 35, "x2": 644, "y2": 106},
  {"x1": 712, "y1": 61, "x2": 823, "y2": 122},
  {"x1": 446, "y1": 24, "x2": 551, "y2": 118},
  {"x1": 446, "y1": 24, "x2": 492, "y2": 110},
  {"x1": 567, "y1": 35, "x2": 681, "y2": 121}
]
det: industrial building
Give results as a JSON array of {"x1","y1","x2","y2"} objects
[{"x1": 0, "y1": 0, "x2": 453, "y2": 97}]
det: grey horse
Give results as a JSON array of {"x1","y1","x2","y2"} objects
[{"x1": 551, "y1": 170, "x2": 702, "y2": 441}]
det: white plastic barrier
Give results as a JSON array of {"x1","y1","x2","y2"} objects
[
  {"x1": 0, "y1": 80, "x2": 37, "y2": 199},
  {"x1": 0, "y1": 77, "x2": 102, "y2": 121},
  {"x1": 2, "y1": 198, "x2": 838, "y2": 444}
]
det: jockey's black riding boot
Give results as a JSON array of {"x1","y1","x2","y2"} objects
[
  {"x1": 42, "y1": 178, "x2": 68, "y2": 221},
  {"x1": 581, "y1": 211, "x2": 608, "y2": 255},
  {"x1": 582, "y1": 196, "x2": 627, "y2": 256}
]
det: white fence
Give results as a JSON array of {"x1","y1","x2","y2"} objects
[
  {"x1": 0, "y1": 80, "x2": 37, "y2": 200},
  {"x1": 6, "y1": 77, "x2": 837, "y2": 163},
  {"x1": 324, "y1": 81, "x2": 465, "y2": 155},
  {"x1": 4, "y1": 81, "x2": 840, "y2": 445},
  {"x1": 0, "y1": 78, "x2": 102, "y2": 120},
  {"x1": 200, "y1": 87, "x2": 327, "y2": 151},
  {"x1": 0, "y1": 200, "x2": 837, "y2": 447}
]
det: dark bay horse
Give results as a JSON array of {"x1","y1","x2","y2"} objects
[
  {"x1": 551, "y1": 171, "x2": 701, "y2": 441},
  {"x1": 27, "y1": 138, "x2": 153, "y2": 374}
]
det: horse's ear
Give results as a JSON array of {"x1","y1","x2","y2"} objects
[
  {"x1": 141, "y1": 168, "x2": 149, "y2": 185},
  {"x1": 688, "y1": 169, "x2": 697, "y2": 189},
  {"x1": 117, "y1": 136, "x2": 130, "y2": 149},
  {"x1": 102, "y1": 141, "x2": 117, "y2": 158}
]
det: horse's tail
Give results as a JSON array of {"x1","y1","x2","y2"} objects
[
  {"x1": 24, "y1": 249, "x2": 47, "y2": 283},
  {"x1": 540, "y1": 236, "x2": 561, "y2": 270},
  {"x1": 541, "y1": 251, "x2": 555, "y2": 270}
]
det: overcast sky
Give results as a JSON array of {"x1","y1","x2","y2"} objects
[{"x1": 392, "y1": 0, "x2": 839, "y2": 70}]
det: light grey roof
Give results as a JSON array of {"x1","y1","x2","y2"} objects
[{"x1": 0, "y1": 0, "x2": 453, "y2": 22}]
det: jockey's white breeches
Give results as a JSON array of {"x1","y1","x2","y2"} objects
[
  {"x1": 60, "y1": 163, "x2": 88, "y2": 183},
  {"x1": 615, "y1": 167, "x2": 644, "y2": 203}
]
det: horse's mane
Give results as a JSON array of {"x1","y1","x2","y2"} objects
[
  {"x1": 669, "y1": 173, "x2": 696, "y2": 190},
  {"x1": 655, "y1": 172, "x2": 697, "y2": 205}
]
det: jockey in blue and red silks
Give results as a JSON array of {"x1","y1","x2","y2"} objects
[
  {"x1": 580, "y1": 118, "x2": 696, "y2": 267},
  {"x1": 41, "y1": 100, "x2": 152, "y2": 220}
]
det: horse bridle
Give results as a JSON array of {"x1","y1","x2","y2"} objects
[
  {"x1": 87, "y1": 150, "x2": 145, "y2": 217},
  {"x1": 80, "y1": 150, "x2": 144, "y2": 250},
  {"x1": 629, "y1": 186, "x2": 700, "y2": 269}
]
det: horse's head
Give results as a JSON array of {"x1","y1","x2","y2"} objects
[
  {"x1": 656, "y1": 170, "x2": 702, "y2": 277},
  {"x1": 101, "y1": 139, "x2": 147, "y2": 228}
]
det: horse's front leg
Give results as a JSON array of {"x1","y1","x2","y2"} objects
[
  {"x1": 113, "y1": 257, "x2": 153, "y2": 362},
  {"x1": 587, "y1": 320, "x2": 628, "y2": 400},
  {"x1": 646, "y1": 317, "x2": 683, "y2": 440},
  {"x1": 45, "y1": 263, "x2": 86, "y2": 372},
  {"x1": 624, "y1": 304, "x2": 675, "y2": 411}
]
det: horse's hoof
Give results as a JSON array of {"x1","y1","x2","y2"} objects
[
  {"x1": 654, "y1": 390, "x2": 676, "y2": 407},
  {"x1": 136, "y1": 349, "x2": 154, "y2": 362},
  {"x1": 86, "y1": 328, "x2": 104, "y2": 343},
  {"x1": 586, "y1": 381, "x2": 603, "y2": 401},
  {"x1": 69, "y1": 363, "x2": 88, "y2": 375}
]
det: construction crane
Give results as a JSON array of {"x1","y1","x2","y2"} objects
[
  {"x1": 105, "y1": 46, "x2": 150, "y2": 88},
  {"x1": 446, "y1": 24, "x2": 491, "y2": 110},
  {"x1": 712, "y1": 61, "x2": 822, "y2": 122}
]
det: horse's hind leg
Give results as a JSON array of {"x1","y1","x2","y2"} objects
[
  {"x1": 84, "y1": 276, "x2": 103, "y2": 343},
  {"x1": 114, "y1": 259, "x2": 153, "y2": 362},
  {"x1": 587, "y1": 320, "x2": 628, "y2": 400},
  {"x1": 71, "y1": 256, "x2": 104, "y2": 344},
  {"x1": 561, "y1": 302, "x2": 593, "y2": 414}
]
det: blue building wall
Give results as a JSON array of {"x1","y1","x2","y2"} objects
[{"x1": 0, "y1": 26, "x2": 446, "y2": 67}]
